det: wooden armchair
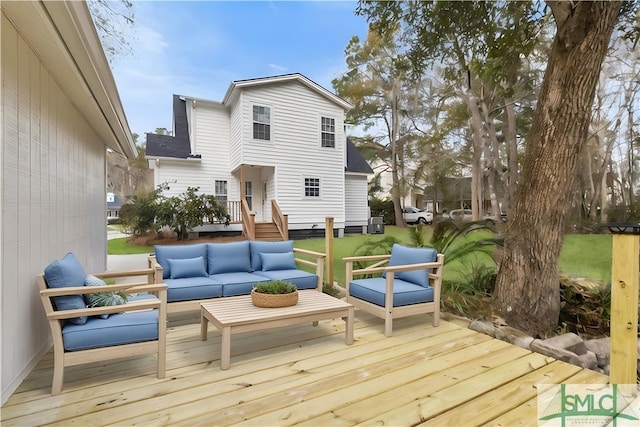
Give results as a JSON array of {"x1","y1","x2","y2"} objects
[
  {"x1": 37, "y1": 253, "x2": 168, "y2": 395},
  {"x1": 344, "y1": 244, "x2": 444, "y2": 337}
]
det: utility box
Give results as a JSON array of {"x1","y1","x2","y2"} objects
[{"x1": 368, "y1": 217, "x2": 384, "y2": 234}]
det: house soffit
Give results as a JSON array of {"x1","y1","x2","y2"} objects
[{"x1": 2, "y1": 1, "x2": 136, "y2": 158}]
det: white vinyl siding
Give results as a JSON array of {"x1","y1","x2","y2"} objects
[
  {"x1": 2, "y1": 14, "x2": 109, "y2": 403},
  {"x1": 345, "y1": 175, "x2": 370, "y2": 226},
  {"x1": 233, "y1": 82, "x2": 347, "y2": 226}
]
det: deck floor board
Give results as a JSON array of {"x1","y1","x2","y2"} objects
[{"x1": 1, "y1": 312, "x2": 608, "y2": 426}]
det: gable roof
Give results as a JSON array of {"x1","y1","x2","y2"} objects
[
  {"x1": 222, "y1": 73, "x2": 352, "y2": 110},
  {"x1": 146, "y1": 95, "x2": 193, "y2": 159},
  {"x1": 346, "y1": 139, "x2": 374, "y2": 175}
]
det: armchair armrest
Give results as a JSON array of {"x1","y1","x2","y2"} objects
[
  {"x1": 41, "y1": 283, "x2": 168, "y2": 321},
  {"x1": 148, "y1": 255, "x2": 164, "y2": 283},
  {"x1": 293, "y1": 248, "x2": 326, "y2": 289}
]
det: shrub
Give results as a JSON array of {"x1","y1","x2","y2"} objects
[{"x1": 253, "y1": 281, "x2": 297, "y2": 294}]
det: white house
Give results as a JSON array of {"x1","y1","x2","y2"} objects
[
  {"x1": 1, "y1": 1, "x2": 136, "y2": 404},
  {"x1": 145, "y1": 74, "x2": 373, "y2": 237}
]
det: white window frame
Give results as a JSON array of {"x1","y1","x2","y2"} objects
[
  {"x1": 214, "y1": 180, "x2": 228, "y2": 201},
  {"x1": 321, "y1": 116, "x2": 335, "y2": 148},
  {"x1": 253, "y1": 105, "x2": 271, "y2": 141},
  {"x1": 304, "y1": 177, "x2": 321, "y2": 198}
]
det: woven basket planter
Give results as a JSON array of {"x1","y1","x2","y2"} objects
[{"x1": 251, "y1": 289, "x2": 298, "y2": 308}]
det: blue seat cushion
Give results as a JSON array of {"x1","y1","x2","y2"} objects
[
  {"x1": 253, "y1": 270, "x2": 318, "y2": 290},
  {"x1": 154, "y1": 244, "x2": 208, "y2": 279},
  {"x1": 383, "y1": 244, "x2": 437, "y2": 287},
  {"x1": 349, "y1": 277, "x2": 434, "y2": 307},
  {"x1": 164, "y1": 277, "x2": 223, "y2": 302},
  {"x1": 209, "y1": 272, "x2": 270, "y2": 297},
  {"x1": 43, "y1": 252, "x2": 88, "y2": 325},
  {"x1": 62, "y1": 310, "x2": 158, "y2": 351},
  {"x1": 207, "y1": 241, "x2": 251, "y2": 274},
  {"x1": 249, "y1": 240, "x2": 294, "y2": 272}
]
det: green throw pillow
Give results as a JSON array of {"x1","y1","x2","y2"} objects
[{"x1": 84, "y1": 275, "x2": 128, "y2": 319}]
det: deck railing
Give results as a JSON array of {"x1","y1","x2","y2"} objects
[
  {"x1": 241, "y1": 199, "x2": 255, "y2": 240},
  {"x1": 272, "y1": 200, "x2": 288, "y2": 240}
]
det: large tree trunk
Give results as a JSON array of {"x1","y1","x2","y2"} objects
[{"x1": 493, "y1": 1, "x2": 621, "y2": 337}]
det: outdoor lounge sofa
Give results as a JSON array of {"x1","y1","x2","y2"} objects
[
  {"x1": 38, "y1": 252, "x2": 168, "y2": 395},
  {"x1": 148, "y1": 240, "x2": 326, "y2": 313},
  {"x1": 344, "y1": 243, "x2": 444, "y2": 337}
]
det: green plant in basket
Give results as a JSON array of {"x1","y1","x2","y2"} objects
[{"x1": 253, "y1": 280, "x2": 297, "y2": 294}]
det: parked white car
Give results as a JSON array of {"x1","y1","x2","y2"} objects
[
  {"x1": 402, "y1": 207, "x2": 433, "y2": 224},
  {"x1": 449, "y1": 209, "x2": 473, "y2": 221}
]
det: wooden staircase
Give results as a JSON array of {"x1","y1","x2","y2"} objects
[
  {"x1": 254, "y1": 222, "x2": 284, "y2": 241},
  {"x1": 241, "y1": 199, "x2": 288, "y2": 241}
]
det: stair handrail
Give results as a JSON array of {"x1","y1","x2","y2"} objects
[
  {"x1": 271, "y1": 200, "x2": 288, "y2": 240},
  {"x1": 241, "y1": 199, "x2": 256, "y2": 240}
]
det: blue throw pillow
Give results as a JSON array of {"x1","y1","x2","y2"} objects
[
  {"x1": 84, "y1": 275, "x2": 127, "y2": 319},
  {"x1": 250, "y1": 240, "x2": 294, "y2": 271},
  {"x1": 207, "y1": 240, "x2": 251, "y2": 274},
  {"x1": 155, "y1": 244, "x2": 208, "y2": 279},
  {"x1": 43, "y1": 252, "x2": 88, "y2": 325},
  {"x1": 168, "y1": 256, "x2": 207, "y2": 279},
  {"x1": 383, "y1": 244, "x2": 438, "y2": 287},
  {"x1": 261, "y1": 251, "x2": 296, "y2": 271}
]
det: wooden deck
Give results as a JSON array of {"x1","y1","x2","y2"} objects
[{"x1": 2, "y1": 311, "x2": 608, "y2": 426}]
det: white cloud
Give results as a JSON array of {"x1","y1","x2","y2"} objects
[{"x1": 268, "y1": 63, "x2": 288, "y2": 72}]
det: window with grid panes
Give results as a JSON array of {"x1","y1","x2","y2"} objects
[
  {"x1": 214, "y1": 180, "x2": 227, "y2": 201},
  {"x1": 253, "y1": 105, "x2": 270, "y2": 140},
  {"x1": 321, "y1": 117, "x2": 335, "y2": 148},
  {"x1": 304, "y1": 178, "x2": 320, "y2": 197}
]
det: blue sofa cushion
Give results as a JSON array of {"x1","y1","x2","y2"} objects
[
  {"x1": 260, "y1": 251, "x2": 296, "y2": 271},
  {"x1": 62, "y1": 310, "x2": 158, "y2": 351},
  {"x1": 253, "y1": 270, "x2": 318, "y2": 290},
  {"x1": 349, "y1": 277, "x2": 434, "y2": 307},
  {"x1": 44, "y1": 252, "x2": 88, "y2": 325},
  {"x1": 168, "y1": 256, "x2": 207, "y2": 279},
  {"x1": 154, "y1": 244, "x2": 208, "y2": 279},
  {"x1": 250, "y1": 240, "x2": 294, "y2": 271},
  {"x1": 209, "y1": 272, "x2": 270, "y2": 297},
  {"x1": 207, "y1": 241, "x2": 251, "y2": 274},
  {"x1": 84, "y1": 275, "x2": 126, "y2": 319},
  {"x1": 164, "y1": 277, "x2": 223, "y2": 303},
  {"x1": 382, "y1": 244, "x2": 437, "y2": 287}
]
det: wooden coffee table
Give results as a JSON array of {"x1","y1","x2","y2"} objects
[{"x1": 200, "y1": 290, "x2": 354, "y2": 369}]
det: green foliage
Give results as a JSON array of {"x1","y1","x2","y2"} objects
[
  {"x1": 121, "y1": 184, "x2": 229, "y2": 240},
  {"x1": 119, "y1": 186, "x2": 164, "y2": 236},
  {"x1": 429, "y1": 220, "x2": 499, "y2": 266},
  {"x1": 156, "y1": 187, "x2": 229, "y2": 240},
  {"x1": 368, "y1": 197, "x2": 395, "y2": 225},
  {"x1": 253, "y1": 281, "x2": 297, "y2": 294}
]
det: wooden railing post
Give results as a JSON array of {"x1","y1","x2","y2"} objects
[
  {"x1": 326, "y1": 217, "x2": 334, "y2": 288},
  {"x1": 606, "y1": 223, "x2": 640, "y2": 392}
]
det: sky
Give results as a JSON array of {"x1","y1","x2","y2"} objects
[{"x1": 109, "y1": 1, "x2": 370, "y2": 141}]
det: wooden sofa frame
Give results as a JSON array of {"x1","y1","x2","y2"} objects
[
  {"x1": 37, "y1": 269, "x2": 168, "y2": 395},
  {"x1": 344, "y1": 253, "x2": 444, "y2": 336},
  {"x1": 148, "y1": 247, "x2": 325, "y2": 314}
]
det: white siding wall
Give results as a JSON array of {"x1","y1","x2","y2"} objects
[
  {"x1": 235, "y1": 82, "x2": 347, "y2": 229},
  {"x1": 2, "y1": 15, "x2": 107, "y2": 403},
  {"x1": 345, "y1": 175, "x2": 369, "y2": 227},
  {"x1": 153, "y1": 104, "x2": 238, "y2": 200}
]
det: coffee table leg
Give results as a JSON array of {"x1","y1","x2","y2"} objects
[
  {"x1": 345, "y1": 307, "x2": 354, "y2": 345},
  {"x1": 220, "y1": 326, "x2": 231, "y2": 370},
  {"x1": 200, "y1": 309, "x2": 208, "y2": 341}
]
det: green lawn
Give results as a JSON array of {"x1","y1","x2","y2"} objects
[{"x1": 109, "y1": 227, "x2": 613, "y2": 285}]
